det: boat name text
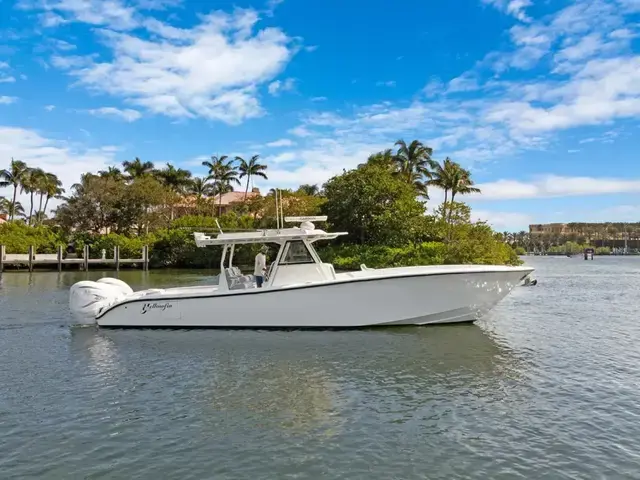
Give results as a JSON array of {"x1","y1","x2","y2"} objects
[{"x1": 141, "y1": 302, "x2": 174, "y2": 314}]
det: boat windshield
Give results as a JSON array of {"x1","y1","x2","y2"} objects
[{"x1": 280, "y1": 240, "x2": 315, "y2": 265}]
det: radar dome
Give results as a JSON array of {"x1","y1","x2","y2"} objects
[{"x1": 300, "y1": 221, "x2": 315, "y2": 230}]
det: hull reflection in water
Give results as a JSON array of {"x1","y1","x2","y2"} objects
[{"x1": 69, "y1": 324, "x2": 523, "y2": 435}]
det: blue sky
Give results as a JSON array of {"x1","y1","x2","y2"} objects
[{"x1": 1, "y1": 0, "x2": 639, "y2": 231}]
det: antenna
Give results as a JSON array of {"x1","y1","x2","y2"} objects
[
  {"x1": 215, "y1": 219, "x2": 223, "y2": 234},
  {"x1": 275, "y1": 189, "x2": 280, "y2": 229},
  {"x1": 280, "y1": 189, "x2": 284, "y2": 228}
]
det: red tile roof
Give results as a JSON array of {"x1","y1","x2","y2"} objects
[{"x1": 175, "y1": 190, "x2": 260, "y2": 208}]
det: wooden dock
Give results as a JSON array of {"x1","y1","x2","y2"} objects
[{"x1": 0, "y1": 245, "x2": 149, "y2": 272}]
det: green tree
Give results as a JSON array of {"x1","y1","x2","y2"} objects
[
  {"x1": 393, "y1": 139, "x2": 436, "y2": 197},
  {"x1": 21, "y1": 168, "x2": 46, "y2": 225},
  {"x1": 122, "y1": 157, "x2": 155, "y2": 179},
  {"x1": 450, "y1": 166, "x2": 481, "y2": 204},
  {"x1": 0, "y1": 158, "x2": 29, "y2": 220},
  {"x1": 321, "y1": 163, "x2": 429, "y2": 247},
  {"x1": 236, "y1": 155, "x2": 268, "y2": 199},
  {"x1": 202, "y1": 155, "x2": 240, "y2": 216},
  {"x1": 98, "y1": 166, "x2": 125, "y2": 181},
  {"x1": 40, "y1": 172, "x2": 64, "y2": 222},
  {"x1": 187, "y1": 177, "x2": 213, "y2": 199},
  {"x1": 297, "y1": 184, "x2": 321, "y2": 196},
  {"x1": 428, "y1": 157, "x2": 457, "y2": 219},
  {"x1": 0, "y1": 196, "x2": 9, "y2": 215},
  {"x1": 360, "y1": 149, "x2": 395, "y2": 170},
  {"x1": 156, "y1": 163, "x2": 192, "y2": 193}
]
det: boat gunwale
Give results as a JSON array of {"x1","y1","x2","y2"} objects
[{"x1": 95, "y1": 267, "x2": 534, "y2": 319}]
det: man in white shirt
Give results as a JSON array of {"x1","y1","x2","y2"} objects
[{"x1": 254, "y1": 245, "x2": 268, "y2": 288}]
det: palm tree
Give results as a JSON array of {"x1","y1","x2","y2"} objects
[
  {"x1": 448, "y1": 166, "x2": 481, "y2": 224},
  {"x1": 0, "y1": 196, "x2": 10, "y2": 215},
  {"x1": 122, "y1": 157, "x2": 154, "y2": 179},
  {"x1": 428, "y1": 157, "x2": 458, "y2": 219},
  {"x1": 361, "y1": 149, "x2": 395, "y2": 170},
  {"x1": 41, "y1": 173, "x2": 64, "y2": 219},
  {"x1": 187, "y1": 177, "x2": 213, "y2": 199},
  {"x1": 393, "y1": 139, "x2": 437, "y2": 197},
  {"x1": 21, "y1": 168, "x2": 46, "y2": 225},
  {"x1": 449, "y1": 167, "x2": 481, "y2": 203},
  {"x1": 202, "y1": 155, "x2": 240, "y2": 216},
  {"x1": 98, "y1": 166, "x2": 125, "y2": 181},
  {"x1": 156, "y1": 163, "x2": 193, "y2": 192},
  {"x1": 236, "y1": 155, "x2": 268, "y2": 200},
  {"x1": 10, "y1": 201, "x2": 25, "y2": 219},
  {"x1": 297, "y1": 184, "x2": 320, "y2": 196},
  {"x1": 0, "y1": 158, "x2": 29, "y2": 220}
]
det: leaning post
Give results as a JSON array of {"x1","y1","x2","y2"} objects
[
  {"x1": 0, "y1": 244, "x2": 4, "y2": 273},
  {"x1": 57, "y1": 245, "x2": 63, "y2": 272}
]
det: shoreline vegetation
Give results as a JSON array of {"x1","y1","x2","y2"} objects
[
  {"x1": 502, "y1": 227, "x2": 640, "y2": 257},
  {"x1": 1, "y1": 139, "x2": 522, "y2": 271}
]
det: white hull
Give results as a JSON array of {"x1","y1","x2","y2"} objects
[{"x1": 93, "y1": 265, "x2": 532, "y2": 328}]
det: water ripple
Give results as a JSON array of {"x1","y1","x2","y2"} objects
[{"x1": 2, "y1": 259, "x2": 640, "y2": 478}]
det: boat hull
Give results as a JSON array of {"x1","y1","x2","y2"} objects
[{"x1": 96, "y1": 267, "x2": 532, "y2": 328}]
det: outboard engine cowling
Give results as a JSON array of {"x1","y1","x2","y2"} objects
[
  {"x1": 69, "y1": 278, "x2": 133, "y2": 322},
  {"x1": 96, "y1": 277, "x2": 134, "y2": 296}
]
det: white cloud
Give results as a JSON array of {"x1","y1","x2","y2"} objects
[
  {"x1": 310, "y1": 96, "x2": 327, "y2": 102},
  {"x1": 266, "y1": 138, "x2": 295, "y2": 147},
  {"x1": 423, "y1": 77, "x2": 445, "y2": 97},
  {"x1": 50, "y1": 9, "x2": 297, "y2": 124},
  {"x1": 268, "y1": 77, "x2": 296, "y2": 96},
  {"x1": 288, "y1": 126, "x2": 313, "y2": 137},
  {"x1": 375, "y1": 80, "x2": 396, "y2": 87},
  {"x1": 447, "y1": 73, "x2": 479, "y2": 93},
  {"x1": 568, "y1": 149, "x2": 580, "y2": 153},
  {"x1": 51, "y1": 38, "x2": 76, "y2": 51},
  {"x1": 44, "y1": 105, "x2": 56, "y2": 111},
  {"x1": 486, "y1": 56, "x2": 640, "y2": 133},
  {"x1": 0, "y1": 127, "x2": 117, "y2": 212},
  {"x1": 134, "y1": 0, "x2": 183, "y2": 10},
  {"x1": 86, "y1": 107, "x2": 143, "y2": 122},
  {"x1": 20, "y1": 0, "x2": 138, "y2": 30},
  {"x1": 0, "y1": 61, "x2": 15, "y2": 83},
  {"x1": 0, "y1": 96, "x2": 18, "y2": 104},
  {"x1": 483, "y1": 0, "x2": 532, "y2": 22},
  {"x1": 474, "y1": 175, "x2": 640, "y2": 200}
]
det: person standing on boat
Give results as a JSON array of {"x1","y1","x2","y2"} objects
[{"x1": 254, "y1": 246, "x2": 268, "y2": 288}]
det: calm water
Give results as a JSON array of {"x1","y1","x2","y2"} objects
[{"x1": 2, "y1": 258, "x2": 640, "y2": 479}]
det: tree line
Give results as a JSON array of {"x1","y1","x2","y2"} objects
[
  {"x1": 1, "y1": 138, "x2": 482, "y2": 237},
  {"x1": 0, "y1": 139, "x2": 523, "y2": 267},
  {"x1": 0, "y1": 159, "x2": 64, "y2": 224}
]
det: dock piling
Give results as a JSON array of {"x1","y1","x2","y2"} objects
[
  {"x1": 0, "y1": 244, "x2": 150, "y2": 271},
  {"x1": 83, "y1": 244, "x2": 89, "y2": 271},
  {"x1": 143, "y1": 245, "x2": 149, "y2": 271}
]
